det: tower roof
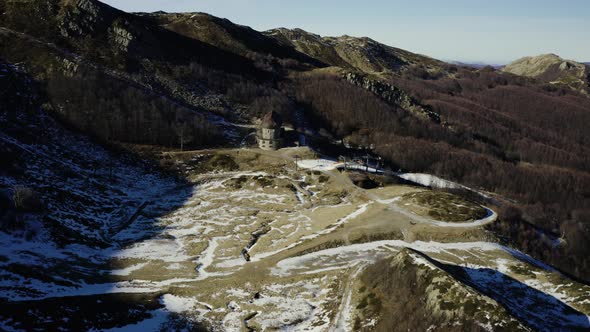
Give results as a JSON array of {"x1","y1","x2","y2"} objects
[{"x1": 261, "y1": 111, "x2": 283, "y2": 129}]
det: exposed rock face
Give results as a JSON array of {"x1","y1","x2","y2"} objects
[
  {"x1": 61, "y1": 58, "x2": 79, "y2": 77},
  {"x1": 0, "y1": 0, "x2": 254, "y2": 148},
  {"x1": 502, "y1": 54, "x2": 589, "y2": 93},
  {"x1": 266, "y1": 28, "x2": 352, "y2": 68},
  {"x1": 327, "y1": 35, "x2": 407, "y2": 73},
  {"x1": 109, "y1": 24, "x2": 134, "y2": 51},
  {"x1": 59, "y1": 0, "x2": 104, "y2": 38},
  {"x1": 343, "y1": 72, "x2": 440, "y2": 122}
]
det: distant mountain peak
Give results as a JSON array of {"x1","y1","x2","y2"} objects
[
  {"x1": 503, "y1": 53, "x2": 584, "y2": 75},
  {"x1": 502, "y1": 53, "x2": 588, "y2": 93}
]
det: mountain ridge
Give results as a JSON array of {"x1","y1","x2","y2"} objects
[
  {"x1": 136, "y1": 12, "x2": 327, "y2": 68},
  {"x1": 265, "y1": 27, "x2": 443, "y2": 75}
]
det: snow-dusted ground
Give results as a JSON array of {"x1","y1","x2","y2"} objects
[
  {"x1": 273, "y1": 239, "x2": 590, "y2": 330},
  {"x1": 332, "y1": 265, "x2": 366, "y2": 331},
  {"x1": 396, "y1": 173, "x2": 464, "y2": 190},
  {"x1": 6, "y1": 62, "x2": 587, "y2": 330},
  {"x1": 272, "y1": 240, "x2": 504, "y2": 277},
  {"x1": 296, "y1": 158, "x2": 489, "y2": 199},
  {"x1": 295, "y1": 159, "x2": 488, "y2": 199},
  {"x1": 296, "y1": 158, "x2": 380, "y2": 173},
  {"x1": 297, "y1": 158, "x2": 340, "y2": 171},
  {"x1": 0, "y1": 105, "x2": 193, "y2": 299},
  {"x1": 1, "y1": 119, "x2": 588, "y2": 332}
]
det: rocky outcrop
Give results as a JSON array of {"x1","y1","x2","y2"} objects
[
  {"x1": 59, "y1": 0, "x2": 103, "y2": 38},
  {"x1": 61, "y1": 58, "x2": 80, "y2": 77},
  {"x1": 343, "y1": 72, "x2": 440, "y2": 122},
  {"x1": 328, "y1": 35, "x2": 407, "y2": 73},
  {"x1": 266, "y1": 28, "x2": 351, "y2": 68},
  {"x1": 109, "y1": 24, "x2": 134, "y2": 51}
]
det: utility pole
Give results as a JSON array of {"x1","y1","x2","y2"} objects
[
  {"x1": 180, "y1": 124, "x2": 185, "y2": 152},
  {"x1": 339, "y1": 155, "x2": 348, "y2": 171},
  {"x1": 294, "y1": 155, "x2": 300, "y2": 172},
  {"x1": 178, "y1": 123, "x2": 184, "y2": 152}
]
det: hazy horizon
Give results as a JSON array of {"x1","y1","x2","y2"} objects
[{"x1": 100, "y1": 0, "x2": 590, "y2": 64}]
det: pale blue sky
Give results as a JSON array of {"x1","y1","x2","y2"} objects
[{"x1": 101, "y1": 0, "x2": 589, "y2": 64}]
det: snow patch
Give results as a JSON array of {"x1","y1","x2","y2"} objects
[
  {"x1": 297, "y1": 159, "x2": 339, "y2": 171},
  {"x1": 110, "y1": 262, "x2": 148, "y2": 276},
  {"x1": 160, "y1": 294, "x2": 198, "y2": 313}
]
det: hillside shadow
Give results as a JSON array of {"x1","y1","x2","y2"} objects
[
  {"x1": 0, "y1": 99, "x2": 208, "y2": 330},
  {"x1": 0, "y1": 168, "x2": 207, "y2": 331},
  {"x1": 409, "y1": 249, "x2": 590, "y2": 331}
]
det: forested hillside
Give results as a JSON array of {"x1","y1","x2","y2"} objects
[{"x1": 286, "y1": 68, "x2": 590, "y2": 279}]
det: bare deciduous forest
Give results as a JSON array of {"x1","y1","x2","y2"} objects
[{"x1": 289, "y1": 71, "x2": 590, "y2": 280}]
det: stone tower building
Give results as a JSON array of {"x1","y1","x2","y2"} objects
[{"x1": 257, "y1": 111, "x2": 284, "y2": 150}]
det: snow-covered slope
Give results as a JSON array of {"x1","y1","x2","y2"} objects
[{"x1": 0, "y1": 62, "x2": 191, "y2": 315}]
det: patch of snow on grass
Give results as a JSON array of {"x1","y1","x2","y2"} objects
[
  {"x1": 375, "y1": 196, "x2": 401, "y2": 204},
  {"x1": 160, "y1": 294, "x2": 198, "y2": 313},
  {"x1": 195, "y1": 236, "x2": 230, "y2": 280},
  {"x1": 166, "y1": 263, "x2": 183, "y2": 270},
  {"x1": 252, "y1": 296, "x2": 316, "y2": 330},
  {"x1": 114, "y1": 238, "x2": 191, "y2": 263},
  {"x1": 297, "y1": 159, "x2": 339, "y2": 171},
  {"x1": 215, "y1": 257, "x2": 246, "y2": 268},
  {"x1": 272, "y1": 240, "x2": 509, "y2": 276},
  {"x1": 226, "y1": 288, "x2": 250, "y2": 298},
  {"x1": 301, "y1": 203, "x2": 371, "y2": 241},
  {"x1": 110, "y1": 262, "x2": 148, "y2": 276},
  {"x1": 397, "y1": 173, "x2": 463, "y2": 189}
]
